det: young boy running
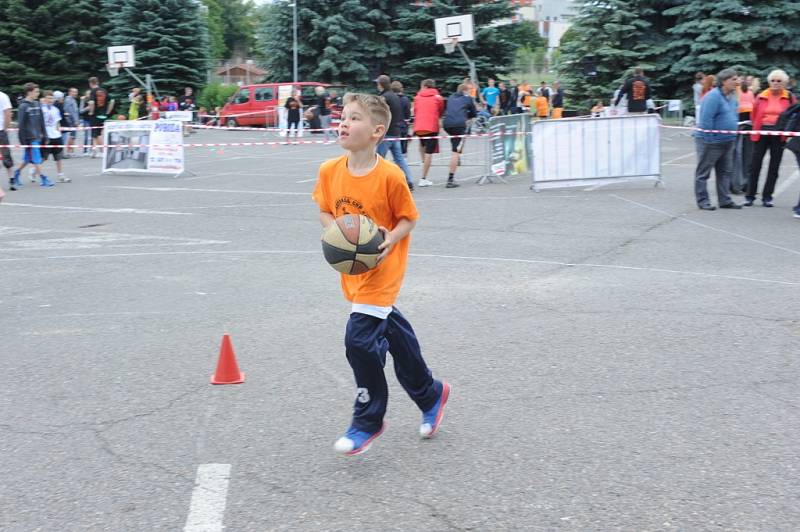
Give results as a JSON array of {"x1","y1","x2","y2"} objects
[
  {"x1": 312, "y1": 93, "x2": 450, "y2": 456},
  {"x1": 13, "y1": 83, "x2": 53, "y2": 187},
  {"x1": 41, "y1": 91, "x2": 70, "y2": 183}
]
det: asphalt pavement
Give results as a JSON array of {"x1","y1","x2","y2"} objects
[{"x1": 2, "y1": 125, "x2": 799, "y2": 531}]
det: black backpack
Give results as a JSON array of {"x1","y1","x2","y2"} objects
[{"x1": 775, "y1": 100, "x2": 800, "y2": 133}]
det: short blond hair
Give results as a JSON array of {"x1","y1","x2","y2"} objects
[{"x1": 342, "y1": 92, "x2": 390, "y2": 130}]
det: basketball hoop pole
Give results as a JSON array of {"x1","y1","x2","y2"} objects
[{"x1": 454, "y1": 41, "x2": 478, "y2": 88}]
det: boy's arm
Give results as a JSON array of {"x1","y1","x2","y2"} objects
[
  {"x1": 319, "y1": 211, "x2": 335, "y2": 229},
  {"x1": 377, "y1": 217, "x2": 416, "y2": 263}
]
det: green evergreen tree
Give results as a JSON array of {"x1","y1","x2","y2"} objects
[
  {"x1": 104, "y1": 0, "x2": 210, "y2": 97},
  {"x1": 203, "y1": 0, "x2": 227, "y2": 60},
  {"x1": 384, "y1": 1, "x2": 516, "y2": 94},
  {"x1": 0, "y1": 0, "x2": 108, "y2": 95},
  {"x1": 664, "y1": 0, "x2": 800, "y2": 87},
  {"x1": 219, "y1": 0, "x2": 256, "y2": 59},
  {"x1": 556, "y1": 0, "x2": 672, "y2": 111}
]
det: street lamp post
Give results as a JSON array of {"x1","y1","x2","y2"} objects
[{"x1": 292, "y1": 1, "x2": 298, "y2": 83}]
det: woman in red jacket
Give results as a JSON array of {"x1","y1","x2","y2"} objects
[
  {"x1": 745, "y1": 69, "x2": 797, "y2": 207},
  {"x1": 412, "y1": 79, "x2": 445, "y2": 187}
]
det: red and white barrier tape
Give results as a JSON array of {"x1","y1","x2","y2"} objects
[
  {"x1": 0, "y1": 129, "x2": 518, "y2": 149},
  {"x1": 662, "y1": 125, "x2": 800, "y2": 137}
]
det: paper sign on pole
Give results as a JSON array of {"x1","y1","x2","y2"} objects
[
  {"x1": 102, "y1": 120, "x2": 184, "y2": 175},
  {"x1": 667, "y1": 99, "x2": 682, "y2": 112}
]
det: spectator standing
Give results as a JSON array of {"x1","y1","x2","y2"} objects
[
  {"x1": 0, "y1": 87, "x2": 15, "y2": 189},
  {"x1": 498, "y1": 81, "x2": 511, "y2": 115},
  {"x1": 701, "y1": 75, "x2": 716, "y2": 100},
  {"x1": 391, "y1": 81, "x2": 411, "y2": 154},
  {"x1": 692, "y1": 72, "x2": 704, "y2": 116},
  {"x1": 13, "y1": 82, "x2": 51, "y2": 187},
  {"x1": 63, "y1": 87, "x2": 79, "y2": 157},
  {"x1": 376, "y1": 75, "x2": 414, "y2": 190},
  {"x1": 534, "y1": 89, "x2": 549, "y2": 119},
  {"x1": 284, "y1": 87, "x2": 303, "y2": 138},
  {"x1": 745, "y1": 69, "x2": 797, "y2": 207},
  {"x1": 41, "y1": 90, "x2": 69, "y2": 182},
  {"x1": 87, "y1": 76, "x2": 114, "y2": 158},
  {"x1": 551, "y1": 81, "x2": 565, "y2": 119},
  {"x1": 591, "y1": 100, "x2": 605, "y2": 117},
  {"x1": 538, "y1": 81, "x2": 551, "y2": 100},
  {"x1": 693, "y1": 69, "x2": 742, "y2": 210},
  {"x1": 516, "y1": 82, "x2": 531, "y2": 113},
  {"x1": 732, "y1": 78, "x2": 756, "y2": 194},
  {"x1": 481, "y1": 79, "x2": 500, "y2": 115},
  {"x1": 315, "y1": 86, "x2": 334, "y2": 142},
  {"x1": 442, "y1": 83, "x2": 477, "y2": 188},
  {"x1": 79, "y1": 89, "x2": 92, "y2": 155},
  {"x1": 508, "y1": 79, "x2": 520, "y2": 114},
  {"x1": 614, "y1": 67, "x2": 651, "y2": 114},
  {"x1": 128, "y1": 93, "x2": 143, "y2": 120},
  {"x1": 412, "y1": 78, "x2": 445, "y2": 187}
]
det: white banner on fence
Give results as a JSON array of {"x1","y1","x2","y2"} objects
[
  {"x1": 102, "y1": 120, "x2": 184, "y2": 175},
  {"x1": 530, "y1": 114, "x2": 661, "y2": 190}
]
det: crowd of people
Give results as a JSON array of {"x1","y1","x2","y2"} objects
[
  {"x1": 3, "y1": 67, "x2": 800, "y2": 218},
  {"x1": 692, "y1": 67, "x2": 800, "y2": 219}
]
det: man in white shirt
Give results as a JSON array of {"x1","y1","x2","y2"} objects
[{"x1": 0, "y1": 90, "x2": 14, "y2": 190}]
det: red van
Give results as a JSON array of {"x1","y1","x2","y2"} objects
[{"x1": 220, "y1": 82, "x2": 346, "y2": 127}]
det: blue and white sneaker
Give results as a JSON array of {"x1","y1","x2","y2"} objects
[
  {"x1": 420, "y1": 381, "x2": 451, "y2": 439},
  {"x1": 40, "y1": 175, "x2": 54, "y2": 187},
  {"x1": 11, "y1": 169, "x2": 21, "y2": 187},
  {"x1": 334, "y1": 423, "x2": 385, "y2": 456}
]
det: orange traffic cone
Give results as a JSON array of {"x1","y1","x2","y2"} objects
[{"x1": 211, "y1": 334, "x2": 245, "y2": 385}]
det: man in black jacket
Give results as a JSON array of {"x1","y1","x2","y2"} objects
[
  {"x1": 13, "y1": 82, "x2": 52, "y2": 187},
  {"x1": 614, "y1": 67, "x2": 651, "y2": 114},
  {"x1": 376, "y1": 75, "x2": 414, "y2": 190},
  {"x1": 443, "y1": 84, "x2": 477, "y2": 188}
]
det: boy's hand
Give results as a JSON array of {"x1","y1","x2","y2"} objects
[{"x1": 376, "y1": 226, "x2": 395, "y2": 263}]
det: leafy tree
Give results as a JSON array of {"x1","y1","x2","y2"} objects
[
  {"x1": 505, "y1": 20, "x2": 545, "y2": 51},
  {"x1": 104, "y1": 0, "x2": 210, "y2": 98},
  {"x1": 219, "y1": 0, "x2": 257, "y2": 59}
]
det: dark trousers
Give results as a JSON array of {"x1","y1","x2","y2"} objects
[
  {"x1": 794, "y1": 151, "x2": 800, "y2": 210},
  {"x1": 732, "y1": 124, "x2": 753, "y2": 193},
  {"x1": 344, "y1": 308, "x2": 440, "y2": 433},
  {"x1": 747, "y1": 129, "x2": 785, "y2": 202},
  {"x1": 694, "y1": 138, "x2": 734, "y2": 207}
]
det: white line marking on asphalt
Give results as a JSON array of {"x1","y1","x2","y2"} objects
[
  {"x1": 108, "y1": 186, "x2": 309, "y2": 196},
  {"x1": 662, "y1": 152, "x2": 695, "y2": 165},
  {"x1": 773, "y1": 169, "x2": 799, "y2": 199},
  {"x1": 295, "y1": 177, "x2": 317, "y2": 183},
  {"x1": 1, "y1": 249, "x2": 796, "y2": 285},
  {"x1": 184, "y1": 463, "x2": 231, "y2": 532},
  {"x1": 611, "y1": 194, "x2": 800, "y2": 257},
  {"x1": 1, "y1": 202, "x2": 193, "y2": 215}
]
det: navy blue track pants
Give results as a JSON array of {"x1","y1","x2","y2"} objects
[{"x1": 345, "y1": 308, "x2": 441, "y2": 433}]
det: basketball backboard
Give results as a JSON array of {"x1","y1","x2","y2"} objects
[
  {"x1": 107, "y1": 45, "x2": 136, "y2": 68},
  {"x1": 434, "y1": 14, "x2": 474, "y2": 45}
]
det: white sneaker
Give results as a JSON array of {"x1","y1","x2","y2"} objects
[
  {"x1": 418, "y1": 178, "x2": 434, "y2": 187},
  {"x1": 58, "y1": 174, "x2": 71, "y2": 183},
  {"x1": 29, "y1": 168, "x2": 36, "y2": 182}
]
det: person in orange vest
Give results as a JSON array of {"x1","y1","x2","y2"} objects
[{"x1": 534, "y1": 89, "x2": 549, "y2": 119}]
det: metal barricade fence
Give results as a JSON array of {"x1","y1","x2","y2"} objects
[
  {"x1": 530, "y1": 114, "x2": 662, "y2": 191},
  {"x1": 479, "y1": 113, "x2": 532, "y2": 185}
]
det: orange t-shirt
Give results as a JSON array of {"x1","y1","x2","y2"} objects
[
  {"x1": 535, "y1": 96, "x2": 549, "y2": 116},
  {"x1": 312, "y1": 154, "x2": 419, "y2": 307}
]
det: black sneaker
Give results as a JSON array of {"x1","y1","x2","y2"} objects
[
  {"x1": 762, "y1": 200, "x2": 774, "y2": 207},
  {"x1": 743, "y1": 199, "x2": 754, "y2": 207},
  {"x1": 698, "y1": 204, "x2": 716, "y2": 211},
  {"x1": 445, "y1": 180, "x2": 460, "y2": 188},
  {"x1": 719, "y1": 202, "x2": 742, "y2": 209}
]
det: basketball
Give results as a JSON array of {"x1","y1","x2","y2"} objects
[{"x1": 321, "y1": 214, "x2": 384, "y2": 275}]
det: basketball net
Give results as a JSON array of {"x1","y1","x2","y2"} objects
[
  {"x1": 106, "y1": 62, "x2": 124, "y2": 77},
  {"x1": 444, "y1": 38, "x2": 458, "y2": 55}
]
